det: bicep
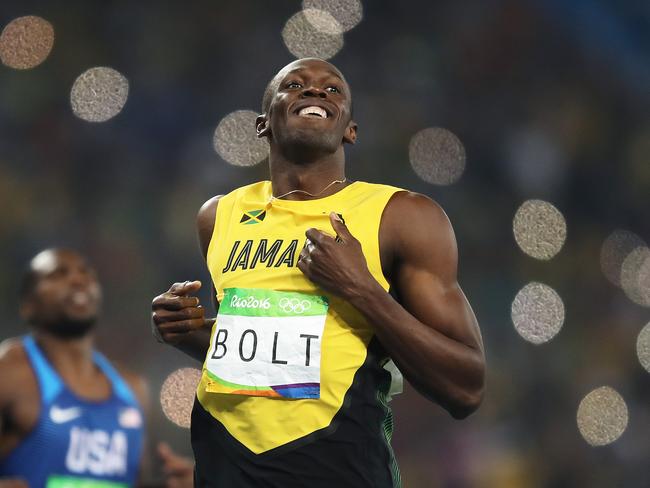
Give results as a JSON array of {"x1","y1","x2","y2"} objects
[
  {"x1": 0, "y1": 343, "x2": 21, "y2": 434},
  {"x1": 388, "y1": 193, "x2": 481, "y2": 349},
  {"x1": 394, "y1": 264, "x2": 481, "y2": 349}
]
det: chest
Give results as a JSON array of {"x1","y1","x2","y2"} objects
[
  {"x1": 213, "y1": 205, "x2": 393, "y2": 289},
  {"x1": 8, "y1": 390, "x2": 142, "y2": 479}
]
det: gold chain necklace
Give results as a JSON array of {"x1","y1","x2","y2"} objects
[{"x1": 269, "y1": 177, "x2": 347, "y2": 202}]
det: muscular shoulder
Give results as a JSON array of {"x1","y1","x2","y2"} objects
[
  {"x1": 0, "y1": 339, "x2": 33, "y2": 402},
  {"x1": 379, "y1": 191, "x2": 458, "y2": 282},
  {"x1": 383, "y1": 191, "x2": 455, "y2": 250},
  {"x1": 196, "y1": 195, "x2": 224, "y2": 259}
]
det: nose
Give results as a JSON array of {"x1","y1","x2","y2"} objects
[
  {"x1": 67, "y1": 267, "x2": 92, "y2": 287},
  {"x1": 301, "y1": 85, "x2": 327, "y2": 99}
]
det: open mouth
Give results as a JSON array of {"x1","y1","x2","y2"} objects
[
  {"x1": 68, "y1": 290, "x2": 93, "y2": 307},
  {"x1": 297, "y1": 106, "x2": 328, "y2": 119}
]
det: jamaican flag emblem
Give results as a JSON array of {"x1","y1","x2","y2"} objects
[{"x1": 240, "y1": 209, "x2": 266, "y2": 225}]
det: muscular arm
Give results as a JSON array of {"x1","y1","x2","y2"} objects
[
  {"x1": 184, "y1": 196, "x2": 222, "y2": 357},
  {"x1": 361, "y1": 193, "x2": 484, "y2": 417},
  {"x1": 151, "y1": 196, "x2": 221, "y2": 362},
  {"x1": 0, "y1": 342, "x2": 14, "y2": 452},
  {"x1": 299, "y1": 193, "x2": 485, "y2": 418},
  {"x1": 120, "y1": 370, "x2": 194, "y2": 488},
  {"x1": 0, "y1": 341, "x2": 31, "y2": 486},
  {"x1": 119, "y1": 371, "x2": 153, "y2": 486}
]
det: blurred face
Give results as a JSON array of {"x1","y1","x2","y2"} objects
[
  {"x1": 260, "y1": 58, "x2": 357, "y2": 155},
  {"x1": 22, "y1": 249, "x2": 102, "y2": 338}
]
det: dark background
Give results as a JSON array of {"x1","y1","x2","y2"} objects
[{"x1": 1, "y1": 1, "x2": 649, "y2": 486}]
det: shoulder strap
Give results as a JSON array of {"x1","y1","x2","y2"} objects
[
  {"x1": 22, "y1": 335, "x2": 64, "y2": 405},
  {"x1": 92, "y1": 351, "x2": 139, "y2": 407}
]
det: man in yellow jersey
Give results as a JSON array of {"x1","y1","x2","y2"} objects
[{"x1": 151, "y1": 58, "x2": 485, "y2": 487}]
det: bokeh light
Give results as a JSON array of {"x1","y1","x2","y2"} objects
[
  {"x1": 513, "y1": 199, "x2": 567, "y2": 260},
  {"x1": 302, "y1": 0, "x2": 363, "y2": 33},
  {"x1": 511, "y1": 282, "x2": 565, "y2": 344},
  {"x1": 0, "y1": 16, "x2": 54, "y2": 69},
  {"x1": 637, "y1": 322, "x2": 650, "y2": 373},
  {"x1": 620, "y1": 246, "x2": 650, "y2": 307},
  {"x1": 282, "y1": 10, "x2": 344, "y2": 60},
  {"x1": 600, "y1": 230, "x2": 646, "y2": 287},
  {"x1": 213, "y1": 110, "x2": 269, "y2": 167},
  {"x1": 160, "y1": 368, "x2": 202, "y2": 429},
  {"x1": 577, "y1": 386, "x2": 628, "y2": 447},
  {"x1": 70, "y1": 67, "x2": 129, "y2": 122},
  {"x1": 408, "y1": 127, "x2": 466, "y2": 185},
  {"x1": 301, "y1": 8, "x2": 343, "y2": 35}
]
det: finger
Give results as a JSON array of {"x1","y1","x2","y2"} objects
[
  {"x1": 157, "y1": 441, "x2": 173, "y2": 461},
  {"x1": 153, "y1": 306, "x2": 205, "y2": 324},
  {"x1": 298, "y1": 247, "x2": 310, "y2": 261},
  {"x1": 153, "y1": 295, "x2": 200, "y2": 311},
  {"x1": 158, "y1": 318, "x2": 208, "y2": 334},
  {"x1": 168, "y1": 280, "x2": 202, "y2": 296},
  {"x1": 158, "y1": 444, "x2": 194, "y2": 476},
  {"x1": 158, "y1": 442, "x2": 183, "y2": 466},
  {"x1": 308, "y1": 247, "x2": 322, "y2": 262},
  {"x1": 157, "y1": 331, "x2": 186, "y2": 345},
  {"x1": 330, "y1": 212, "x2": 352, "y2": 241},
  {"x1": 297, "y1": 256, "x2": 311, "y2": 276},
  {"x1": 305, "y1": 228, "x2": 335, "y2": 247},
  {"x1": 304, "y1": 238, "x2": 316, "y2": 254}
]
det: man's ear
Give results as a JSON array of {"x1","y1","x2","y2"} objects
[
  {"x1": 343, "y1": 120, "x2": 358, "y2": 145},
  {"x1": 256, "y1": 114, "x2": 271, "y2": 138},
  {"x1": 19, "y1": 300, "x2": 34, "y2": 323}
]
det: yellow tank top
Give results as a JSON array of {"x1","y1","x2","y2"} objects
[{"x1": 197, "y1": 180, "x2": 403, "y2": 454}]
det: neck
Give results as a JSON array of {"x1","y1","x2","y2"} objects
[
  {"x1": 33, "y1": 330, "x2": 95, "y2": 373},
  {"x1": 269, "y1": 144, "x2": 347, "y2": 200}
]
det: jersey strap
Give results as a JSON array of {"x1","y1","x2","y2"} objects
[
  {"x1": 92, "y1": 352, "x2": 139, "y2": 407},
  {"x1": 22, "y1": 335, "x2": 64, "y2": 405}
]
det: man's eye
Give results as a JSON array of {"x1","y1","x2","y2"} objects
[
  {"x1": 326, "y1": 86, "x2": 340, "y2": 94},
  {"x1": 287, "y1": 82, "x2": 302, "y2": 89}
]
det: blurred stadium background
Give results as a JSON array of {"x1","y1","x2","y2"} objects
[{"x1": 1, "y1": 1, "x2": 649, "y2": 486}]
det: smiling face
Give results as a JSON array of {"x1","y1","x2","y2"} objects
[
  {"x1": 258, "y1": 58, "x2": 357, "y2": 157},
  {"x1": 21, "y1": 249, "x2": 102, "y2": 338}
]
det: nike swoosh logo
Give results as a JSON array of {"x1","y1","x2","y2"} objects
[{"x1": 50, "y1": 405, "x2": 82, "y2": 424}]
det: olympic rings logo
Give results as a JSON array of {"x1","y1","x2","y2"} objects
[{"x1": 279, "y1": 297, "x2": 312, "y2": 314}]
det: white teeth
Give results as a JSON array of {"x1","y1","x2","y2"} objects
[
  {"x1": 71, "y1": 291, "x2": 90, "y2": 306},
  {"x1": 298, "y1": 106, "x2": 327, "y2": 118}
]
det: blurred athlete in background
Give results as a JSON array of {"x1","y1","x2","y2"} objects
[{"x1": 0, "y1": 248, "x2": 193, "y2": 488}]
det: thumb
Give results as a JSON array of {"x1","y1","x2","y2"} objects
[
  {"x1": 158, "y1": 441, "x2": 194, "y2": 475},
  {"x1": 168, "y1": 280, "x2": 202, "y2": 296},
  {"x1": 157, "y1": 441, "x2": 173, "y2": 462},
  {"x1": 330, "y1": 212, "x2": 352, "y2": 241}
]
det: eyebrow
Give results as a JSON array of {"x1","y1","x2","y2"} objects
[{"x1": 284, "y1": 67, "x2": 345, "y2": 83}]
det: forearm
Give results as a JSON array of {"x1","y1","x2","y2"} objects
[
  {"x1": 349, "y1": 281, "x2": 485, "y2": 418},
  {"x1": 172, "y1": 326, "x2": 212, "y2": 363}
]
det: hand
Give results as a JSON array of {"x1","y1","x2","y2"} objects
[
  {"x1": 0, "y1": 479, "x2": 29, "y2": 487},
  {"x1": 151, "y1": 281, "x2": 215, "y2": 346},
  {"x1": 157, "y1": 442, "x2": 194, "y2": 488},
  {"x1": 297, "y1": 212, "x2": 377, "y2": 300}
]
